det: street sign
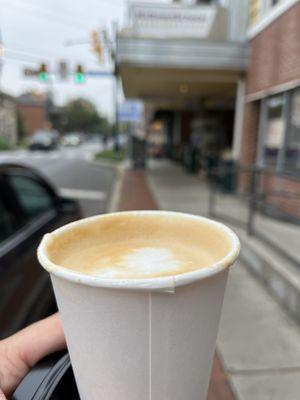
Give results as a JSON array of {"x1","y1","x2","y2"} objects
[
  {"x1": 118, "y1": 101, "x2": 144, "y2": 122},
  {"x1": 23, "y1": 68, "x2": 38, "y2": 77},
  {"x1": 86, "y1": 70, "x2": 113, "y2": 77}
]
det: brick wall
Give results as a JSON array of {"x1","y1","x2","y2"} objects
[
  {"x1": 246, "y1": 2, "x2": 300, "y2": 95},
  {"x1": 239, "y1": 2, "x2": 300, "y2": 216},
  {"x1": 17, "y1": 104, "x2": 48, "y2": 136},
  {"x1": 261, "y1": 173, "x2": 300, "y2": 219}
]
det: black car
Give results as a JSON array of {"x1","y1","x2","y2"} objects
[
  {"x1": 0, "y1": 162, "x2": 81, "y2": 340},
  {"x1": 28, "y1": 130, "x2": 59, "y2": 151}
]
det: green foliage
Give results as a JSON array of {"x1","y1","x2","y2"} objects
[
  {"x1": 0, "y1": 136, "x2": 11, "y2": 151},
  {"x1": 17, "y1": 111, "x2": 27, "y2": 143},
  {"x1": 94, "y1": 148, "x2": 126, "y2": 163},
  {"x1": 62, "y1": 98, "x2": 111, "y2": 134}
]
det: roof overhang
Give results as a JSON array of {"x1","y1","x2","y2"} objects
[{"x1": 117, "y1": 37, "x2": 248, "y2": 107}]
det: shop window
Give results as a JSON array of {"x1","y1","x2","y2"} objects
[{"x1": 285, "y1": 88, "x2": 300, "y2": 172}]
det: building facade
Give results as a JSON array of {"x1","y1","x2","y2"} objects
[
  {"x1": 117, "y1": 0, "x2": 249, "y2": 168},
  {"x1": 239, "y1": 0, "x2": 300, "y2": 218},
  {"x1": 0, "y1": 92, "x2": 17, "y2": 146},
  {"x1": 17, "y1": 92, "x2": 50, "y2": 137}
]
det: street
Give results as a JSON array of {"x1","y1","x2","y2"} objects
[{"x1": 0, "y1": 141, "x2": 115, "y2": 217}]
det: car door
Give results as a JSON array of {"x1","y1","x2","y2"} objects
[{"x1": 0, "y1": 167, "x2": 60, "y2": 339}]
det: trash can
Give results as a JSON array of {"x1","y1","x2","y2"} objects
[
  {"x1": 131, "y1": 136, "x2": 146, "y2": 169},
  {"x1": 218, "y1": 158, "x2": 236, "y2": 193}
]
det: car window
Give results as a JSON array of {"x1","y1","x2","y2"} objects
[
  {"x1": 0, "y1": 196, "x2": 19, "y2": 243},
  {"x1": 9, "y1": 175, "x2": 54, "y2": 220}
]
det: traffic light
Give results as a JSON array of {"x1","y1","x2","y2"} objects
[
  {"x1": 91, "y1": 30, "x2": 103, "y2": 62},
  {"x1": 75, "y1": 64, "x2": 85, "y2": 83},
  {"x1": 38, "y1": 63, "x2": 48, "y2": 82}
]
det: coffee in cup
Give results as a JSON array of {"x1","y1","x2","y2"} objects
[{"x1": 38, "y1": 211, "x2": 240, "y2": 400}]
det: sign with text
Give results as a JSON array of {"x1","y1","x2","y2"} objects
[
  {"x1": 23, "y1": 68, "x2": 38, "y2": 77},
  {"x1": 118, "y1": 101, "x2": 144, "y2": 122},
  {"x1": 129, "y1": 3, "x2": 225, "y2": 39}
]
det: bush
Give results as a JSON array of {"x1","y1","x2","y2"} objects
[
  {"x1": 0, "y1": 136, "x2": 11, "y2": 151},
  {"x1": 94, "y1": 148, "x2": 126, "y2": 163}
]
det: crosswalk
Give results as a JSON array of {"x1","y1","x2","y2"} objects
[{"x1": 0, "y1": 144, "x2": 101, "y2": 162}]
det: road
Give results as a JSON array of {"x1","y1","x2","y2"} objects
[{"x1": 0, "y1": 141, "x2": 116, "y2": 217}]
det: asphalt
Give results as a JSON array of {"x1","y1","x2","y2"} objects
[{"x1": 0, "y1": 142, "x2": 115, "y2": 217}]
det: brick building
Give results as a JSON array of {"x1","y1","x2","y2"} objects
[
  {"x1": 17, "y1": 92, "x2": 50, "y2": 137},
  {"x1": 239, "y1": 0, "x2": 300, "y2": 218}
]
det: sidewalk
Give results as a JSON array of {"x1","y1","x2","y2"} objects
[
  {"x1": 146, "y1": 159, "x2": 300, "y2": 400},
  {"x1": 116, "y1": 159, "x2": 300, "y2": 400},
  {"x1": 147, "y1": 159, "x2": 299, "y2": 264},
  {"x1": 117, "y1": 167, "x2": 235, "y2": 400}
]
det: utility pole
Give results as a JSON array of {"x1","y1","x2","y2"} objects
[
  {"x1": 0, "y1": 29, "x2": 4, "y2": 86},
  {"x1": 112, "y1": 21, "x2": 120, "y2": 151}
]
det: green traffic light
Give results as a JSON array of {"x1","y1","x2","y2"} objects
[
  {"x1": 75, "y1": 73, "x2": 85, "y2": 84},
  {"x1": 39, "y1": 71, "x2": 49, "y2": 82}
]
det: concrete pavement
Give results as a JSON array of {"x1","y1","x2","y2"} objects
[
  {"x1": 147, "y1": 159, "x2": 300, "y2": 400},
  {"x1": 116, "y1": 167, "x2": 236, "y2": 400}
]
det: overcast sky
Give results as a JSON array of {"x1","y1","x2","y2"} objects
[{"x1": 0, "y1": 0, "x2": 127, "y2": 120}]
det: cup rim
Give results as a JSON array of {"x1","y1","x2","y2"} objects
[{"x1": 37, "y1": 211, "x2": 240, "y2": 292}]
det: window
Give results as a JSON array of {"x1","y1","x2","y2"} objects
[
  {"x1": 264, "y1": 94, "x2": 285, "y2": 167},
  {"x1": 285, "y1": 88, "x2": 300, "y2": 172},
  {"x1": 0, "y1": 196, "x2": 19, "y2": 243},
  {"x1": 9, "y1": 175, "x2": 54, "y2": 220},
  {"x1": 259, "y1": 88, "x2": 300, "y2": 173}
]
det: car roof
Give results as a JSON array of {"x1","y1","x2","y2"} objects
[
  {"x1": 0, "y1": 162, "x2": 58, "y2": 196},
  {"x1": 0, "y1": 161, "x2": 36, "y2": 170}
]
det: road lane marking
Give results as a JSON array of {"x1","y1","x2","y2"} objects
[{"x1": 59, "y1": 188, "x2": 107, "y2": 201}]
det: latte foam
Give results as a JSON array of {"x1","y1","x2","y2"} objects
[{"x1": 45, "y1": 212, "x2": 232, "y2": 279}]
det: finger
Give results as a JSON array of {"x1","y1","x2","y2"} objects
[
  {"x1": 11, "y1": 313, "x2": 66, "y2": 369},
  {"x1": 0, "y1": 388, "x2": 7, "y2": 400}
]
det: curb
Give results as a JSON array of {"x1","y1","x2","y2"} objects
[
  {"x1": 87, "y1": 156, "x2": 129, "y2": 214},
  {"x1": 113, "y1": 167, "x2": 237, "y2": 400},
  {"x1": 107, "y1": 164, "x2": 126, "y2": 213}
]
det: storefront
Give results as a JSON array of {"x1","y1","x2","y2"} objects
[{"x1": 117, "y1": 1, "x2": 248, "y2": 170}]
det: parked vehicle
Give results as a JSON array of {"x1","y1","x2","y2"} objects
[
  {"x1": 61, "y1": 132, "x2": 82, "y2": 147},
  {"x1": 0, "y1": 162, "x2": 81, "y2": 339},
  {"x1": 28, "y1": 130, "x2": 60, "y2": 151}
]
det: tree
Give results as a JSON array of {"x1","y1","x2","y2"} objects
[
  {"x1": 62, "y1": 98, "x2": 111, "y2": 134},
  {"x1": 17, "y1": 111, "x2": 27, "y2": 143}
]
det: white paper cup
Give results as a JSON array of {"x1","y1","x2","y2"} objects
[{"x1": 38, "y1": 211, "x2": 240, "y2": 400}]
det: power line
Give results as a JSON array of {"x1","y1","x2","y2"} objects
[
  {"x1": 22, "y1": 0, "x2": 123, "y2": 23},
  {"x1": 0, "y1": 0, "x2": 124, "y2": 29},
  {"x1": 5, "y1": 48, "x2": 51, "y2": 62},
  {"x1": 4, "y1": 41, "x2": 59, "y2": 59},
  {"x1": 0, "y1": 1, "x2": 85, "y2": 31},
  {"x1": 2, "y1": 54, "x2": 38, "y2": 65}
]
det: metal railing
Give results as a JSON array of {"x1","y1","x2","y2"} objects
[{"x1": 208, "y1": 164, "x2": 300, "y2": 236}]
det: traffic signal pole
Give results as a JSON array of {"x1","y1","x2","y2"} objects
[{"x1": 113, "y1": 21, "x2": 119, "y2": 151}]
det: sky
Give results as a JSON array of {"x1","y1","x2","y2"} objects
[{"x1": 0, "y1": 0, "x2": 127, "y2": 121}]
